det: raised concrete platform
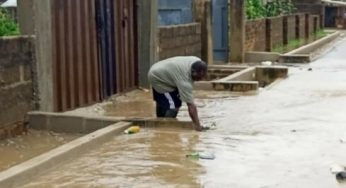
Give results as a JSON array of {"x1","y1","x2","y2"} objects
[
  {"x1": 28, "y1": 111, "x2": 193, "y2": 134},
  {"x1": 195, "y1": 66, "x2": 288, "y2": 92}
]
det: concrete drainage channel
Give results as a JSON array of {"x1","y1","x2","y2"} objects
[
  {"x1": 245, "y1": 31, "x2": 341, "y2": 64},
  {"x1": 0, "y1": 65, "x2": 288, "y2": 187},
  {"x1": 197, "y1": 65, "x2": 288, "y2": 92},
  {"x1": 0, "y1": 112, "x2": 193, "y2": 187}
]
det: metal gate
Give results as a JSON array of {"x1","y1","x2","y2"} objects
[
  {"x1": 158, "y1": 0, "x2": 193, "y2": 25},
  {"x1": 212, "y1": 0, "x2": 229, "y2": 61},
  {"x1": 114, "y1": 0, "x2": 138, "y2": 93},
  {"x1": 52, "y1": 0, "x2": 138, "y2": 112}
]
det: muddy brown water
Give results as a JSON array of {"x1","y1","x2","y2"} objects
[
  {"x1": 0, "y1": 130, "x2": 79, "y2": 172},
  {"x1": 21, "y1": 38, "x2": 346, "y2": 187}
]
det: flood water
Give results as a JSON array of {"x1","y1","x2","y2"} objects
[
  {"x1": 22, "y1": 38, "x2": 346, "y2": 187},
  {"x1": 0, "y1": 130, "x2": 78, "y2": 172}
]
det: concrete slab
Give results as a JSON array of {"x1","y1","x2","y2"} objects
[
  {"x1": 195, "y1": 66, "x2": 288, "y2": 92},
  {"x1": 0, "y1": 121, "x2": 132, "y2": 188},
  {"x1": 212, "y1": 81, "x2": 259, "y2": 92},
  {"x1": 285, "y1": 31, "x2": 340, "y2": 55},
  {"x1": 28, "y1": 111, "x2": 193, "y2": 133},
  {"x1": 279, "y1": 54, "x2": 311, "y2": 64},
  {"x1": 245, "y1": 51, "x2": 281, "y2": 63},
  {"x1": 256, "y1": 66, "x2": 288, "y2": 87}
]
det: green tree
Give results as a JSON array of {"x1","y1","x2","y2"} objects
[
  {"x1": 246, "y1": 0, "x2": 296, "y2": 20},
  {"x1": 0, "y1": 8, "x2": 19, "y2": 36},
  {"x1": 246, "y1": 0, "x2": 265, "y2": 20}
]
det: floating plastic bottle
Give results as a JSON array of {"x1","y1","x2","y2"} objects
[
  {"x1": 124, "y1": 126, "x2": 140, "y2": 134},
  {"x1": 186, "y1": 151, "x2": 215, "y2": 160}
]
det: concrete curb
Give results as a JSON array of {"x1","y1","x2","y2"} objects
[
  {"x1": 285, "y1": 31, "x2": 340, "y2": 55},
  {"x1": 0, "y1": 121, "x2": 132, "y2": 188},
  {"x1": 245, "y1": 31, "x2": 340, "y2": 64},
  {"x1": 245, "y1": 51, "x2": 281, "y2": 63},
  {"x1": 28, "y1": 111, "x2": 194, "y2": 133},
  {"x1": 195, "y1": 66, "x2": 288, "y2": 92}
]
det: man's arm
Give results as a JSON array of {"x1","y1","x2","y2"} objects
[{"x1": 187, "y1": 103, "x2": 202, "y2": 131}]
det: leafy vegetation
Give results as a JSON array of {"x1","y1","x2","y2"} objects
[
  {"x1": 272, "y1": 30, "x2": 329, "y2": 53},
  {"x1": 246, "y1": 0, "x2": 296, "y2": 20},
  {"x1": 272, "y1": 39, "x2": 304, "y2": 53},
  {"x1": 0, "y1": 8, "x2": 19, "y2": 36}
]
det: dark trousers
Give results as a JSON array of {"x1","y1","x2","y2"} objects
[{"x1": 152, "y1": 88, "x2": 182, "y2": 118}]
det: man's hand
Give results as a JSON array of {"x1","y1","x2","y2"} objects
[
  {"x1": 187, "y1": 103, "x2": 202, "y2": 132},
  {"x1": 194, "y1": 124, "x2": 203, "y2": 132}
]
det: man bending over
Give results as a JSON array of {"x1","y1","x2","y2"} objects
[{"x1": 148, "y1": 56, "x2": 207, "y2": 131}]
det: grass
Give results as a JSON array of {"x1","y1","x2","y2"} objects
[{"x1": 272, "y1": 29, "x2": 328, "y2": 54}]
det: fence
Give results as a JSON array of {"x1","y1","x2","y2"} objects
[{"x1": 245, "y1": 13, "x2": 321, "y2": 52}]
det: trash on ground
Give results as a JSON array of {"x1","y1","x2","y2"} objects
[
  {"x1": 201, "y1": 122, "x2": 217, "y2": 131},
  {"x1": 330, "y1": 164, "x2": 345, "y2": 174},
  {"x1": 261, "y1": 61, "x2": 272, "y2": 66},
  {"x1": 336, "y1": 171, "x2": 346, "y2": 181},
  {"x1": 329, "y1": 165, "x2": 346, "y2": 181},
  {"x1": 124, "y1": 126, "x2": 141, "y2": 134},
  {"x1": 186, "y1": 151, "x2": 215, "y2": 160}
]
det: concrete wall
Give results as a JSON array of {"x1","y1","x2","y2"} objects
[
  {"x1": 17, "y1": 0, "x2": 35, "y2": 35},
  {"x1": 158, "y1": 23, "x2": 202, "y2": 60},
  {"x1": 245, "y1": 13, "x2": 321, "y2": 52},
  {"x1": 192, "y1": 0, "x2": 213, "y2": 64},
  {"x1": 32, "y1": 0, "x2": 54, "y2": 111},
  {"x1": 245, "y1": 19, "x2": 266, "y2": 51},
  {"x1": 137, "y1": 0, "x2": 158, "y2": 88},
  {"x1": 292, "y1": 0, "x2": 324, "y2": 27},
  {"x1": 0, "y1": 36, "x2": 35, "y2": 138}
]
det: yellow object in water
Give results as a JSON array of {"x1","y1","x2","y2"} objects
[{"x1": 124, "y1": 126, "x2": 140, "y2": 134}]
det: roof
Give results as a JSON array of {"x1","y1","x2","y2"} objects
[
  {"x1": 322, "y1": 0, "x2": 346, "y2": 7},
  {"x1": 0, "y1": 0, "x2": 17, "y2": 8}
]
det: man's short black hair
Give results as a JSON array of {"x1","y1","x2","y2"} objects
[{"x1": 191, "y1": 60, "x2": 207, "y2": 73}]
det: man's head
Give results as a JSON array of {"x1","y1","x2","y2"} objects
[{"x1": 191, "y1": 60, "x2": 207, "y2": 81}]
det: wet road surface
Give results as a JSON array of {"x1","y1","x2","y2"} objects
[
  {"x1": 22, "y1": 38, "x2": 346, "y2": 187},
  {"x1": 0, "y1": 130, "x2": 79, "y2": 172}
]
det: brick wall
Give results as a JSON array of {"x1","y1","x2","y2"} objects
[
  {"x1": 309, "y1": 15, "x2": 315, "y2": 35},
  {"x1": 245, "y1": 12, "x2": 324, "y2": 52},
  {"x1": 158, "y1": 23, "x2": 202, "y2": 60},
  {"x1": 0, "y1": 36, "x2": 35, "y2": 138},
  {"x1": 286, "y1": 15, "x2": 297, "y2": 42},
  {"x1": 268, "y1": 16, "x2": 284, "y2": 49},
  {"x1": 297, "y1": 14, "x2": 306, "y2": 39},
  {"x1": 245, "y1": 19, "x2": 266, "y2": 51}
]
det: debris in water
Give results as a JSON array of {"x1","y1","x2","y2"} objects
[
  {"x1": 124, "y1": 126, "x2": 141, "y2": 134},
  {"x1": 336, "y1": 172, "x2": 346, "y2": 181},
  {"x1": 261, "y1": 61, "x2": 272, "y2": 66},
  {"x1": 201, "y1": 122, "x2": 217, "y2": 130},
  {"x1": 330, "y1": 164, "x2": 345, "y2": 174},
  {"x1": 186, "y1": 151, "x2": 215, "y2": 160}
]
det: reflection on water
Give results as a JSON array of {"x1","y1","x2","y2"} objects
[{"x1": 23, "y1": 129, "x2": 204, "y2": 188}]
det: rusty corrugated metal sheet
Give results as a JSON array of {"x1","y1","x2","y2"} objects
[
  {"x1": 51, "y1": 0, "x2": 138, "y2": 112},
  {"x1": 114, "y1": 0, "x2": 138, "y2": 93},
  {"x1": 52, "y1": 0, "x2": 101, "y2": 112}
]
